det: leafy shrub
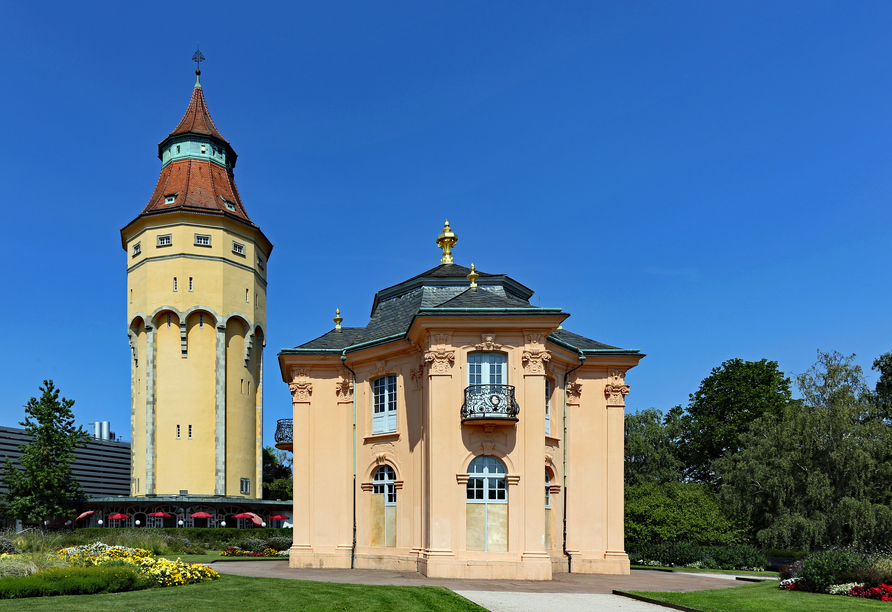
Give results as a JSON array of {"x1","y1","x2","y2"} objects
[
  {"x1": 0, "y1": 537, "x2": 21, "y2": 555},
  {"x1": 626, "y1": 483, "x2": 748, "y2": 546},
  {"x1": 59, "y1": 527, "x2": 290, "y2": 551},
  {"x1": 265, "y1": 536, "x2": 292, "y2": 551},
  {"x1": 0, "y1": 566, "x2": 146, "y2": 599},
  {"x1": 628, "y1": 541, "x2": 768, "y2": 570},
  {"x1": 798, "y1": 549, "x2": 869, "y2": 593},
  {"x1": 240, "y1": 538, "x2": 268, "y2": 553}
]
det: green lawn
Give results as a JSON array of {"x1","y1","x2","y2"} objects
[
  {"x1": 630, "y1": 580, "x2": 890, "y2": 611},
  {"x1": 631, "y1": 565, "x2": 779, "y2": 577},
  {"x1": 0, "y1": 574, "x2": 485, "y2": 612}
]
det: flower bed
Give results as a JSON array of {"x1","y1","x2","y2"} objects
[{"x1": 58, "y1": 543, "x2": 219, "y2": 587}]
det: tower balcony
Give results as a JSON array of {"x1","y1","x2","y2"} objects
[
  {"x1": 461, "y1": 384, "x2": 520, "y2": 425},
  {"x1": 274, "y1": 419, "x2": 293, "y2": 452}
]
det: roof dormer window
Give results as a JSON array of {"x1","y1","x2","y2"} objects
[
  {"x1": 221, "y1": 197, "x2": 236, "y2": 212},
  {"x1": 165, "y1": 195, "x2": 176, "y2": 205}
]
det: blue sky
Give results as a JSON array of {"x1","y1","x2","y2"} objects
[{"x1": 1, "y1": 1, "x2": 891, "y2": 442}]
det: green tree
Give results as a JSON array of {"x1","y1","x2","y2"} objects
[
  {"x1": 676, "y1": 358, "x2": 793, "y2": 484},
  {"x1": 871, "y1": 351, "x2": 892, "y2": 423},
  {"x1": 715, "y1": 351, "x2": 892, "y2": 550},
  {"x1": 624, "y1": 408, "x2": 684, "y2": 486},
  {"x1": 1, "y1": 381, "x2": 90, "y2": 521},
  {"x1": 625, "y1": 482, "x2": 748, "y2": 545},
  {"x1": 262, "y1": 445, "x2": 292, "y2": 500}
]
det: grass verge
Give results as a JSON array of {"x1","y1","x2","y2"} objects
[
  {"x1": 629, "y1": 580, "x2": 891, "y2": 611},
  {"x1": 0, "y1": 573, "x2": 485, "y2": 612}
]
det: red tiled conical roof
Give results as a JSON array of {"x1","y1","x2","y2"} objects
[
  {"x1": 140, "y1": 157, "x2": 252, "y2": 223},
  {"x1": 167, "y1": 82, "x2": 229, "y2": 143}
]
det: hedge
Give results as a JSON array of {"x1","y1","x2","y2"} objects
[
  {"x1": 74, "y1": 527, "x2": 291, "y2": 548},
  {"x1": 0, "y1": 566, "x2": 146, "y2": 599}
]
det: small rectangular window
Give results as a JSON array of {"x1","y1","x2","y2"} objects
[
  {"x1": 173, "y1": 277, "x2": 177, "y2": 292},
  {"x1": 232, "y1": 241, "x2": 245, "y2": 255},
  {"x1": 157, "y1": 234, "x2": 172, "y2": 247},
  {"x1": 165, "y1": 195, "x2": 176, "y2": 204},
  {"x1": 176, "y1": 145, "x2": 180, "y2": 154},
  {"x1": 201, "y1": 144, "x2": 206, "y2": 154},
  {"x1": 188, "y1": 425, "x2": 192, "y2": 440},
  {"x1": 176, "y1": 425, "x2": 180, "y2": 440},
  {"x1": 240, "y1": 478, "x2": 250, "y2": 494},
  {"x1": 194, "y1": 234, "x2": 211, "y2": 247},
  {"x1": 189, "y1": 277, "x2": 193, "y2": 292},
  {"x1": 257, "y1": 257, "x2": 265, "y2": 270},
  {"x1": 247, "y1": 382, "x2": 251, "y2": 396},
  {"x1": 199, "y1": 314, "x2": 204, "y2": 328},
  {"x1": 241, "y1": 379, "x2": 244, "y2": 394},
  {"x1": 132, "y1": 242, "x2": 141, "y2": 257}
]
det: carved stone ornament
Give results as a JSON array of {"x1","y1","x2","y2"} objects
[
  {"x1": 335, "y1": 377, "x2": 354, "y2": 402},
  {"x1": 374, "y1": 360, "x2": 387, "y2": 376},
  {"x1": 522, "y1": 334, "x2": 551, "y2": 374},
  {"x1": 604, "y1": 370, "x2": 630, "y2": 406},
  {"x1": 409, "y1": 363, "x2": 425, "y2": 390},
  {"x1": 289, "y1": 368, "x2": 313, "y2": 403},
  {"x1": 481, "y1": 441, "x2": 495, "y2": 456},
  {"x1": 474, "y1": 333, "x2": 503, "y2": 351},
  {"x1": 566, "y1": 377, "x2": 582, "y2": 405},
  {"x1": 424, "y1": 334, "x2": 454, "y2": 374}
]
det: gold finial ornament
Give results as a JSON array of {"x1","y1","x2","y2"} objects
[
  {"x1": 467, "y1": 263, "x2": 479, "y2": 290},
  {"x1": 333, "y1": 308, "x2": 343, "y2": 330},
  {"x1": 436, "y1": 220, "x2": 458, "y2": 265}
]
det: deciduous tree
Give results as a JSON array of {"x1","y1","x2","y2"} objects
[{"x1": 676, "y1": 358, "x2": 793, "y2": 484}]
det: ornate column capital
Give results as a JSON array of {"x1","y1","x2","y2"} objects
[
  {"x1": 604, "y1": 370, "x2": 630, "y2": 407},
  {"x1": 522, "y1": 333, "x2": 551, "y2": 375},
  {"x1": 289, "y1": 367, "x2": 313, "y2": 404},
  {"x1": 424, "y1": 333, "x2": 454, "y2": 375}
]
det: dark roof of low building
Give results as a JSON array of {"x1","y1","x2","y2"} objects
[{"x1": 283, "y1": 262, "x2": 639, "y2": 356}]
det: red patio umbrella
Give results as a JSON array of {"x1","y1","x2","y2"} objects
[
  {"x1": 232, "y1": 512, "x2": 263, "y2": 526},
  {"x1": 107, "y1": 513, "x2": 130, "y2": 520},
  {"x1": 148, "y1": 512, "x2": 172, "y2": 517},
  {"x1": 268, "y1": 515, "x2": 290, "y2": 520},
  {"x1": 75, "y1": 511, "x2": 94, "y2": 521},
  {"x1": 190, "y1": 512, "x2": 213, "y2": 519}
]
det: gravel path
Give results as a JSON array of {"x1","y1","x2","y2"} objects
[{"x1": 453, "y1": 591, "x2": 670, "y2": 612}]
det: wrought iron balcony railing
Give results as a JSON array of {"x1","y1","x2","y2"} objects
[
  {"x1": 461, "y1": 384, "x2": 520, "y2": 422},
  {"x1": 274, "y1": 419, "x2": 293, "y2": 451}
]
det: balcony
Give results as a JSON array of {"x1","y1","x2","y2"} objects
[
  {"x1": 461, "y1": 384, "x2": 520, "y2": 425},
  {"x1": 274, "y1": 419, "x2": 293, "y2": 452}
]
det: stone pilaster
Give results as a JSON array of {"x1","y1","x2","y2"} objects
[
  {"x1": 214, "y1": 325, "x2": 227, "y2": 495},
  {"x1": 145, "y1": 325, "x2": 156, "y2": 495}
]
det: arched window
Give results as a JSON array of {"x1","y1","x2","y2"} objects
[
  {"x1": 466, "y1": 455, "x2": 508, "y2": 552},
  {"x1": 371, "y1": 465, "x2": 396, "y2": 548},
  {"x1": 545, "y1": 469, "x2": 551, "y2": 508}
]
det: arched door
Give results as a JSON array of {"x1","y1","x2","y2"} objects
[{"x1": 371, "y1": 465, "x2": 397, "y2": 547}]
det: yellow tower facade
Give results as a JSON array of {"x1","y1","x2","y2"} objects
[{"x1": 121, "y1": 70, "x2": 273, "y2": 498}]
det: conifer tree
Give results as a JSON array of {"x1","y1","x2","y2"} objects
[{"x1": 1, "y1": 381, "x2": 89, "y2": 521}]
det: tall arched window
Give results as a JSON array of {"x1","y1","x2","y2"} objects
[
  {"x1": 371, "y1": 465, "x2": 396, "y2": 547},
  {"x1": 545, "y1": 469, "x2": 553, "y2": 548},
  {"x1": 466, "y1": 455, "x2": 507, "y2": 552}
]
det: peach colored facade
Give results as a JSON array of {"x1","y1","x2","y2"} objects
[{"x1": 278, "y1": 232, "x2": 643, "y2": 580}]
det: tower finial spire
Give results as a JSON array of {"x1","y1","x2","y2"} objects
[
  {"x1": 436, "y1": 220, "x2": 457, "y2": 265},
  {"x1": 192, "y1": 44, "x2": 205, "y2": 88},
  {"x1": 467, "y1": 263, "x2": 479, "y2": 290}
]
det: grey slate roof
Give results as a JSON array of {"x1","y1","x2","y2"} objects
[{"x1": 284, "y1": 263, "x2": 639, "y2": 355}]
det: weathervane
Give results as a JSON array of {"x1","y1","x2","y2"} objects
[{"x1": 192, "y1": 45, "x2": 205, "y2": 75}]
